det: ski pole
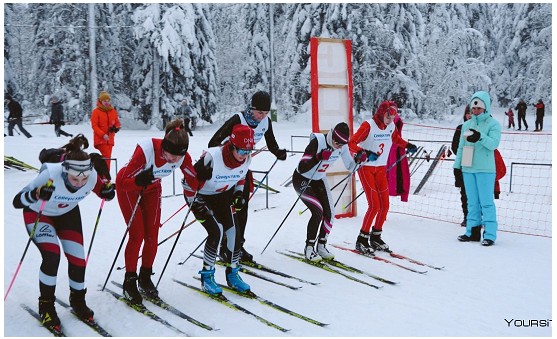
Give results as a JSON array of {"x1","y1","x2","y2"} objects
[
  {"x1": 116, "y1": 218, "x2": 197, "y2": 271},
  {"x1": 5, "y1": 180, "x2": 52, "y2": 301},
  {"x1": 161, "y1": 203, "x2": 188, "y2": 228},
  {"x1": 249, "y1": 158, "x2": 279, "y2": 199},
  {"x1": 299, "y1": 164, "x2": 361, "y2": 215},
  {"x1": 101, "y1": 188, "x2": 144, "y2": 291},
  {"x1": 156, "y1": 193, "x2": 198, "y2": 288},
  {"x1": 177, "y1": 236, "x2": 208, "y2": 265},
  {"x1": 85, "y1": 197, "x2": 106, "y2": 265},
  {"x1": 260, "y1": 161, "x2": 322, "y2": 255}
]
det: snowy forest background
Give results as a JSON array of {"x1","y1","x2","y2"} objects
[{"x1": 3, "y1": 3, "x2": 552, "y2": 128}]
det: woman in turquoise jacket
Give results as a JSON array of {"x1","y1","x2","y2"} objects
[{"x1": 453, "y1": 91, "x2": 501, "y2": 246}]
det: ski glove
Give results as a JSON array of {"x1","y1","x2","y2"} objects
[
  {"x1": 466, "y1": 129, "x2": 481, "y2": 143},
  {"x1": 232, "y1": 191, "x2": 246, "y2": 211},
  {"x1": 36, "y1": 183, "x2": 55, "y2": 201},
  {"x1": 317, "y1": 149, "x2": 333, "y2": 161},
  {"x1": 90, "y1": 153, "x2": 111, "y2": 181},
  {"x1": 134, "y1": 166, "x2": 155, "y2": 187},
  {"x1": 189, "y1": 200, "x2": 212, "y2": 222},
  {"x1": 354, "y1": 150, "x2": 368, "y2": 164},
  {"x1": 99, "y1": 183, "x2": 115, "y2": 201},
  {"x1": 194, "y1": 160, "x2": 213, "y2": 182},
  {"x1": 367, "y1": 151, "x2": 379, "y2": 162},
  {"x1": 406, "y1": 143, "x2": 418, "y2": 154},
  {"x1": 109, "y1": 126, "x2": 120, "y2": 133},
  {"x1": 274, "y1": 148, "x2": 288, "y2": 161}
]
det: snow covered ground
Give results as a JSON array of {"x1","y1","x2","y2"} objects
[{"x1": 3, "y1": 109, "x2": 552, "y2": 337}]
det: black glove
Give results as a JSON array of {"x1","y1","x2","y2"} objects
[
  {"x1": 90, "y1": 153, "x2": 111, "y2": 180},
  {"x1": 189, "y1": 200, "x2": 212, "y2": 221},
  {"x1": 36, "y1": 184, "x2": 55, "y2": 201},
  {"x1": 60, "y1": 121, "x2": 66, "y2": 126},
  {"x1": 109, "y1": 126, "x2": 120, "y2": 133},
  {"x1": 232, "y1": 191, "x2": 246, "y2": 211},
  {"x1": 354, "y1": 150, "x2": 368, "y2": 164},
  {"x1": 466, "y1": 129, "x2": 481, "y2": 143},
  {"x1": 274, "y1": 148, "x2": 287, "y2": 161},
  {"x1": 194, "y1": 159, "x2": 213, "y2": 182},
  {"x1": 134, "y1": 166, "x2": 155, "y2": 187},
  {"x1": 99, "y1": 183, "x2": 115, "y2": 201},
  {"x1": 454, "y1": 168, "x2": 463, "y2": 188},
  {"x1": 406, "y1": 143, "x2": 418, "y2": 154}
]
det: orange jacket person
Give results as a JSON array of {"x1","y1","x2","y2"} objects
[{"x1": 91, "y1": 91, "x2": 121, "y2": 170}]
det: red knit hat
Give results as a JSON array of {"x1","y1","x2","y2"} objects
[
  {"x1": 230, "y1": 125, "x2": 255, "y2": 150},
  {"x1": 375, "y1": 100, "x2": 398, "y2": 120}
]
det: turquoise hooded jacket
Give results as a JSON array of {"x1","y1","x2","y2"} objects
[{"x1": 453, "y1": 91, "x2": 501, "y2": 173}]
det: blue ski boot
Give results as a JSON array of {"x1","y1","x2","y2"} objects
[
  {"x1": 225, "y1": 266, "x2": 250, "y2": 292},
  {"x1": 199, "y1": 267, "x2": 222, "y2": 295}
]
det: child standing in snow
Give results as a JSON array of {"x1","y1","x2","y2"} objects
[
  {"x1": 505, "y1": 108, "x2": 515, "y2": 129},
  {"x1": 348, "y1": 100, "x2": 418, "y2": 254}
]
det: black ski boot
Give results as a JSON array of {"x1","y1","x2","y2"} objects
[
  {"x1": 38, "y1": 297, "x2": 61, "y2": 330},
  {"x1": 123, "y1": 272, "x2": 143, "y2": 305},
  {"x1": 69, "y1": 288, "x2": 94, "y2": 320},
  {"x1": 370, "y1": 227, "x2": 389, "y2": 251},
  {"x1": 138, "y1": 267, "x2": 159, "y2": 299},
  {"x1": 239, "y1": 246, "x2": 254, "y2": 264},
  {"x1": 355, "y1": 231, "x2": 375, "y2": 255},
  {"x1": 457, "y1": 226, "x2": 482, "y2": 242}
]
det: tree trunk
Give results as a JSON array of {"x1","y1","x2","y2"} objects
[
  {"x1": 88, "y1": 4, "x2": 98, "y2": 112},
  {"x1": 152, "y1": 46, "x2": 161, "y2": 129}
]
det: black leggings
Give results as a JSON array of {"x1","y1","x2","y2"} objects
[
  {"x1": 292, "y1": 170, "x2": 334, "y2": 244},
  {"x1": 23, "y1": 206, "x2": 85, "y2": 299}
]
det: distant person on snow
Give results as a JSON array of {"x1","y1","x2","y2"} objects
[
  {"x1": 454, "y1": 91, "x2": 501, "y2": 246},
  {"x1": 294, "y1": 122, "x2": 360, "y2": 261},
  {"x1": 176, "y1": 99, "x2": 194, "y2": 136},
  {"x1": 181, "y1": 124, "x2": 255, "y2": 295},
  {"x1": 514, "y1": 99, "x2": 528, "y2": 131},
  {"x1": 5, "y1": 94, "x2": 32, "y2": 138},
  {"x1": 505, "y1": 107, "x2": 515, "y2": 129},
  {"x1": 50, "y1": 95, "x2": 73, "y2": 137},
  {"x1": 90, "y1": 91, "x2": 121, "y2": 171},
  {"x1": 208, "y1": 90, "x2": 287, "y2": 264},
  {"x1": 116, "y1": 119, "x2": 192, "y2": 305},
  {"x1": 533, "y1": 99, "x2": 545, "y2": 132},
  {"x1": 348, "y1": 100, "x2": 418, "y2": 254},
  {"x1": 386, "y1": 112, "x2": 411, "y2": 202},
  {"x1": 11, "y1": 135, "x2": 115, "y2": 332}
]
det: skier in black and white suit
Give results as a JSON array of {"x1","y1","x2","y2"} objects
[
  {"x1": 12, "y1": 135, "x2": 115, "y2": 331},
  {"x1": 292, "y1": 122, "x2": 360, "y2": 262},
  {"x1": 208, "y1": 90, "x2": 287, "y2": 263}
]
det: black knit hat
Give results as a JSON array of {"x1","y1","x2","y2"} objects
[
  {"x1": 332, "y1": 122, "x2": 349, "y2": 145},
  {"x1": 251, "y1": 91, "x2": 271, "y2": 111}
]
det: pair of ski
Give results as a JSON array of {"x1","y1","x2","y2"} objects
[
  {"x1": 105, "y1": 281, "x2": 216, "y2": 335},
  {"x1": 174, "y1": 278, "x2": 328, "y2": 332},
  {"x1": 277, "y1": 250, "x2": 393, "y2": 289},
  {"x1": 21, "y1": 300, "x2": 110, "y2": 337},
  {"x1": 332, "y1": 243, "x2": 444, "y2": 271}
]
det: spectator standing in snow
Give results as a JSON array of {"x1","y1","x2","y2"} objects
[
  {"x1": 294, "y1": 122, "x2": 359, "y2": 261},
  {"x1": 533, "y1": 99, "x2": 545, "y2": 131},
  {"x1": 11, "y1": 135, "x2": 115, "y2": 332},
  {"x1": 90, "y1": 91, "x2": 121, "y2": 171},
  {"x1": 116, "y1": 119, "x2": 192, "y2": 305},
  {"x1": 208, "y1": 90, "x2": 287, "y2": 264},
  {"x1": 451, "y1": 105, "x2": 472, "y2": 227},
  {"x1": 5, "y1": 94, "x2": 32, "y2": 138},
  {"x1": 515, "y1": 99, "x2": 528, "y2": 131},
  {"x1": 454, "y1": 91, "x2": 501, "y2": 246},
  {"x1": 386, "y1": 113, "x2": 411, "y2": 202},
  {"x1": 505, "y1": 107, "x2": 515, "y2": 129},
  {"x1": 181, "y1": 124, "x2": 255, "y2": 295},
  {"x1": 176, "y1": 99, "x2": 194, "y2": 136},
  {"x1": 50, "y1": 95, "x2": 72, "y2": 137},
  {"x1": 348, "y1": 100, "x2": 418, "y2": 254}
]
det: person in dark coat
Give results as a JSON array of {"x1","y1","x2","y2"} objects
[
  {"x1": 50, "y1": 95, "x2": 72, "y2": 137},
  {"x1": 514, "y1": 99, "x2": 528, "y2": 131},
  {"x1": 533, "y1": 99, "x2": 545, "y2": 132},
  {"x1": 5, "y1": 94, "x2": 32, "y2": 138},
  {"x1": 451, "y1": 105, "x2": 472, "y2": 226}
]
